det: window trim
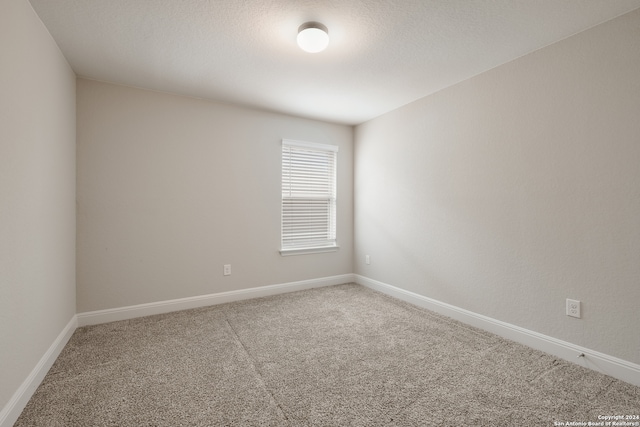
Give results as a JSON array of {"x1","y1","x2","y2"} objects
[{"x1": 279, "y1": 245, "x2": 340, "y2": 256}]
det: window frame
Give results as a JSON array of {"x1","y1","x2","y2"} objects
[{"x1": 280, "y1": 139, "x2": 339, "y2": 256}]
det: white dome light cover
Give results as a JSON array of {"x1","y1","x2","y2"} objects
[{"x1": 297, "y1": 22, "x2": 329, "y2": 53}]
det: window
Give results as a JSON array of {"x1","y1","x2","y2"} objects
[{"x1": 281, "y1": 139, "x2": 338, "y2": 255}]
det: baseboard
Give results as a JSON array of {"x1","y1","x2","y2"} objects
[
  {"x1": 355, "y1": 274, "x2": 640, "y2": 388},
  {"x1": 78, "y1": 274, "x2": 356, "y2": 327},
  {"x1": 0, "y1": 315, "x2": 78, "y2": 427}
]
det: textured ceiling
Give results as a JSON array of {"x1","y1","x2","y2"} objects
[{"x1": 29, "y1": 0, "x2": 640, "y2": 125}]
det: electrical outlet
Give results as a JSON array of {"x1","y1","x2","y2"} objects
[
  {"x1": 223, "y1": 264, "x2": 231, "y2": 276},
  {"x1": 566, "y1": 299, "x2": 581, "y2": 318},
  {"x1": 365, "y1": 255, "x2": 370, "y2": 265}
]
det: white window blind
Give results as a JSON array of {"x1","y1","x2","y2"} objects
[{"x1": 281, "y1": 139, "x2": 338, "y2": 254}]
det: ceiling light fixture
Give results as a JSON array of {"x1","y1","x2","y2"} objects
[{"x1": 297, "y1": 22, "x2": 329, "y2": 53}]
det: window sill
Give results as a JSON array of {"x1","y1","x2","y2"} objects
[{"x1": 280, "y1": 246, "x2": 339, "y2": 256}]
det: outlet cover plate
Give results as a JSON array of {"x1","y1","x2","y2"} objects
[{"x1": 566, "y1": 299, "x2": 581, "y2": 318}]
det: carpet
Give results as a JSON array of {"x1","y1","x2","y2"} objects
[{"x1": 15, "y1": 283, "x2": 640, "y2": 426}]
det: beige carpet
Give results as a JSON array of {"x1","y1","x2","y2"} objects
[{"x1": 16, "y1": 283, "x2": 640, "y2": 426}]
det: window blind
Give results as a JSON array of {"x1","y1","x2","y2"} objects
[{"x1": 281, "y1": 140, "x2": 338, "y2": 253}]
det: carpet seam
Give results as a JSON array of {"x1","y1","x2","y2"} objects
[
  {"x1": 590, "y1": 378, "x2": 617, "y2": 401},
  {"x1": 528, "y1": 361, "x2": 564, "y2": 384},
  {"x1": 224, "y1": 318, "x2": 291, "y2": 425}
]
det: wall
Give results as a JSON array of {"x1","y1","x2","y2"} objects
[
  {"x1": 0, "y1": 0, "x2": 76, "y2": 414},
  {"x1": 354, "y1": 9, "x2": 640, "y2": 364},
  {"x1": 76, "y1": 79, "x2": 353, "y2": 312}
]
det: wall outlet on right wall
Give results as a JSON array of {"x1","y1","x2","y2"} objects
[{"x1": 566, "y1": 299, "x2": 581, "y2": 318}]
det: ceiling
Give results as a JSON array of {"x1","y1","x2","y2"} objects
[{"x1": 29, "y1": 0, "x2": 640, "y2": 125}]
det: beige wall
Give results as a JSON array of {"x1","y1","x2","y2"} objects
[
  {"x1": 355, "y1": 9, "x2": 640, "y2": 364},
  {"x1": 0, "y1": 0, "x2": 76, "y2": 411},
  {"x1": 76, "y1": 79, "x2": 353, "y2": 312}
]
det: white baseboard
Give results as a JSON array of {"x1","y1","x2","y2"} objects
[
  {"x1": 355, "y1": 274, "x2": 640, "y2": 388},
  {"x1": 0, "y1": 315, "x2": 78, "y2": 427},
  {"x1": 78, "y1": 274, "x2": 356, "y2": 327}
]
